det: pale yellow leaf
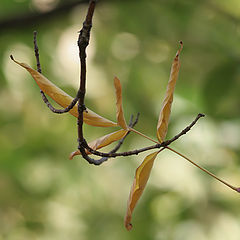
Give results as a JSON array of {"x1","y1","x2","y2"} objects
[
  {"x1": 125, "y1": 151, "x2": 159, "y2": 230},
  {"x1": 69, "y1": 129, "x2": 128, "y2": 159},
  {"x1": 157, "y1": 42, "x2": 183, "y2": 142},
  {"x1": 11, "y1": 57, "x2": 117, "y2": 127},
  {"x1": 114, "y1": 77, "x2": 127, "y2": 129}
]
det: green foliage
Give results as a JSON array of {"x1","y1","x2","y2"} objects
[{"x1": 203, "y1": 59, "x2": 240, "y2": 119}]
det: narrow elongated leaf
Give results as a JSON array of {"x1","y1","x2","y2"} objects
[
  {"x1": 114, "y1": 77, "x2": 128, "y2": 129},
  {"x1": 11, "y1": 57, "x2": 117, "y2": 127},
  {"x1": 125, "y1": 151, "x2": 159, "y2": 230},
  {"x1": 69, "y1": 129, "x2": 128, "y2": 159},
  {"x1": 157, "y1": 42, "x2": 183, "y2": 142}
]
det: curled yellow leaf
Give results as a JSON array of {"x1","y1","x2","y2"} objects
[
  {"x1": 157, "y1": 42, "x2": 183, "y2": 142},
  {"x1": 114, "y1": 77, "x2": 127, "y2": 129},
  {"x1": 125, "y1": 151, "x2": 159, "y2": 231},
  {"x1": 11, "y1": 57, "x2": 117, "y2": 128},
  {"x1": 69, "y1": 129, "x2": 128, "y2": 159}
]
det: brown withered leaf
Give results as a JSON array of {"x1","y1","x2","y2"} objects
[
  {"x1": 157, "y1": 42, "x2": 183, "y2": 142},
  {"x1": 114, "y1": 77, "x2": 128, "y2": 129},
  {"x1": 69, "y1": 129, "x2": 128, "y2": 159},
  {"x1": 11, "y1": 57, "x2": 117, "y2": 127},
  {"x1": 125, "y1": 151, "x2": 159, "y2": 230}
]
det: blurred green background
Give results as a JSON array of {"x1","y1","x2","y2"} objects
[{"x1": 0, "y1": 0, "x2": 240, "y2": 239}]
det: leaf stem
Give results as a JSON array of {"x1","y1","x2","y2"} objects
[
  {"x1": 77, "y1": 113, "x2": 205, "y2": 164},
  {"x1": 167, "y1": 146, "x2": 240, "y2": 193},
  {"x1": 129, "y1": 127, "x2": 159, "y2": 144}
]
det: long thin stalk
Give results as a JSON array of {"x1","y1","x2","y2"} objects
[
  {"x1": 129, "y1": 127, "x2": 159, "y2": 144},
  {"x1": 167, "y1": 146, "x2": 240, "y2": 193}
]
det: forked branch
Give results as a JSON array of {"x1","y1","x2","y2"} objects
[
  {"x1": 75, "y1": 1, "x2": 205, "y2": 163},
  {"x1": 23, "y1": 0, "x2": 239, "y2": 232},
  {"x1": 34, "y1": 31, "x2": 80, "y2": 114},
  {"x1": 74, "y1": 1, "x2": 240, "y2": 197},
  {"x1": 33, "y1": 0, "x2": 139, "y2": 162},
  {"x1": 82, "y1": 113, "x2": 205, "y2": 163}
]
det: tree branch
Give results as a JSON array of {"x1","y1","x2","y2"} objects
[
  {"x1": 33, "y1": 1, "x2": 140, "y2": 164},
  {"x1": 77, "y1": 0, "x2": 96, "y2": 150},
  {"x1": 163, "y1": 113, "x2": 205, "y2": 146},
  {"x1": 109, "y1": 113, "x2": 140, "y2": 153},
  {"x1": 33, "y1": 31, "x2": 80, "y2": 114},
  {"x1": 32, "y1": 0, "x2": 205, "y2": 166},
  {"x1": 83, "y1": 113, "x2": 140, "y2": 164},
  {"x1": 30, "y1": 1, "x2": 240, "y2": 196},
  {"x1": 80, "y1": 113, "x2": 205, "y2": 165}
]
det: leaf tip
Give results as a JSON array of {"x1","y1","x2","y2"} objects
[
  {"x1": 125, "y1": 223, "x2": 133, "y2": 231},
  {"x1": 114, "y1": 76, "x2": 120, "y2": 84},
  {"x1": 124, "y1": 215, "x2": 133, "y2": 231}
]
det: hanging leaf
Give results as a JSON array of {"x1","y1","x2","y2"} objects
[
  {"x1": 11, "y1": 56, "x2": 117, "y2": 128},
  {"x1": 84, "y1": 109, "x2": 117, "y2": 128},
  {"x1": 125, "y1": 151, "x2": 159, "y2": 230},
  {"x1": 114, "y1": 77, "x2": 128, "y2": 129},
  {"x1": 157, "y1": 42, "x2": 183, "y2": 142},
  {"x1": 69, "y1": 129, "x2": 128, "y2": 159}
]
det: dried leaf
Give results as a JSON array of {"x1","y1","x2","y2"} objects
[
  {"x1": 125, "y1": 151, "x2": 159, "y2": 230},
  {"x1": 157, "y1": 42, "x2": 183, "y2": 142},
  {"x1": 69, "y1": 129, "x2": 128, "y2": 159},
  {"x1": 88, "y1": 129, "x2": 128, "y2": 152},
  {"x1": 114, "y1": 77, "x2": 127, "y2": 129},
  {"x1": 11, "y1": 57, "x2": 117, "y2": 128}
]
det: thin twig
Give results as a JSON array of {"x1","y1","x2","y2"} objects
[
  {"x1": 33, "y1": 31, "x2": 80, "y2": 114},
  {"x1": 163, "y1": 113, "x2": 205, "y2": 146},
  {"x1": 111, "y1": 113, "x2": 140, "y2": 152},
  {"x1": 81, "y1": 113, "x2": 204, "y2": 164},
  {"x1": 91, "y1": 113, "x2": 140, "y2": 164}
]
